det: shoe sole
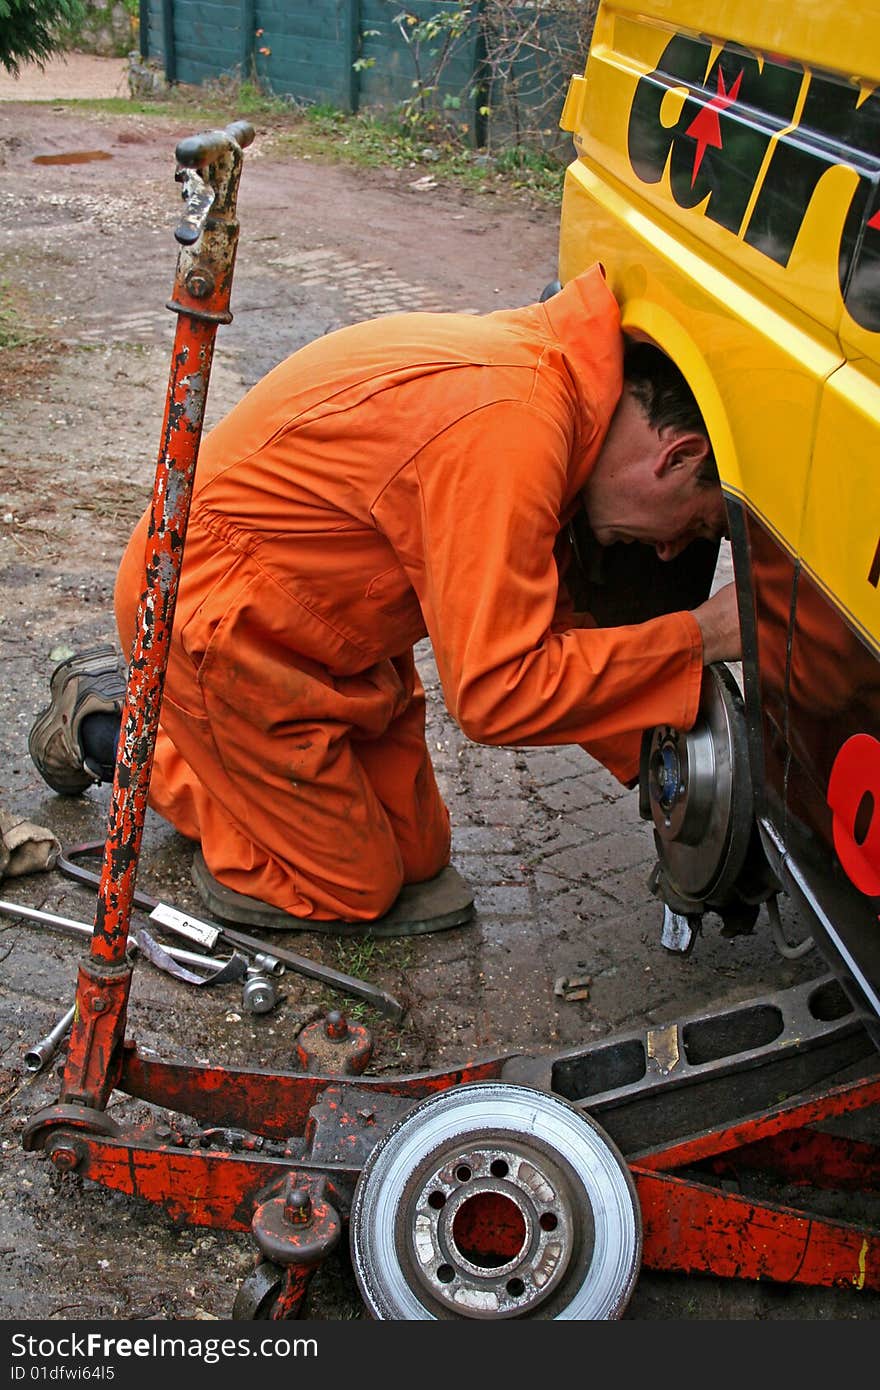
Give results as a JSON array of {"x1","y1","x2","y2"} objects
[
  {"x1": 192, "y1": 850, "x2": 475, "y2": 937},
  {"x1": 28, "y1": 644, "x2": 123, "y2": 795}
]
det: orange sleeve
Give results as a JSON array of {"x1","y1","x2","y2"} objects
[{"x1": 373, "y1": 398, "x2": 704, "y2": 762}]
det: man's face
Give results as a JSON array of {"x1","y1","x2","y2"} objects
[
  {"x1": 583, "y1": 388, "x2": 727, "y2": 561},
  {"x1": 590, "y1": 475, "x2": 728, "y2": 561}
]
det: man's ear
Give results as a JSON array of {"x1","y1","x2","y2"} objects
[{"x1": 657, "y1": 429, "x2": 710, "y2": 478}]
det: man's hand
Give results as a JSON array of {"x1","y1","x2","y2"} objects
[{"x1": 692, "y1": 582, "x2": 742, "y2": 664}]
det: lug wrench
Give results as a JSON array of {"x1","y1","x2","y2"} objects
[
  {"x1": 0, "y1": 897, "x2": 248, "y2": 985},
  {"x1": 57, "y1": 844, "x2": 405, "y2": 1021}
]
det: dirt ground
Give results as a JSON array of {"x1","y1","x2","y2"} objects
[{"x1": 0, "y1": 63, "x2": 878, "y2": 1327}]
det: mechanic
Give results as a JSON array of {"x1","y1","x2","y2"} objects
[{"x1": 28, "y1": 264, "x2": 740, "y2": 936}]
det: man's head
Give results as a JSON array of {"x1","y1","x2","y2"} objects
[{"x1": 582, "y1": 338, "x2": 726, "y2": 561}]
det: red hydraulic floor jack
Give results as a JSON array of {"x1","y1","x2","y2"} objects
[{"x1": 22, "y1": 124, "x2": 880, "y2": 1320}]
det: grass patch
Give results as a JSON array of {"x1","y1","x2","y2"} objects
[
  {"x1": 331, "y1": 933, "x2": 414, "y2": 979},
  {"x1": 49, "y1": 77, "x2": 567, "y2": 209}
]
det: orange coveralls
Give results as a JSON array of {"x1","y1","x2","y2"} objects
[{"x1": 114, "y1": 266, "x2": 703, "y2": 921}]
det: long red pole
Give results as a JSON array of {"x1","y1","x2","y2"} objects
[{"x1": 60, "y1": 121, "x2": 255, "y2": 1109}]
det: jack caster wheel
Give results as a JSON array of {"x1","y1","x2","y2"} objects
[
  {"x1": 232, "y1": 1259, "x2": 286, "y2": 1320},
  {"x1": 350, "y1": 1081, "x2": 642, "y2": 1319}
]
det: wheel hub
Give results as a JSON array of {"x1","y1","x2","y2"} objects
[
  {"x1": 642, "y1": 661, "x2": 754, "y2": 907},
  {"x1": 405, "y1": 1135, "x2": 588, "y2": 1316}
]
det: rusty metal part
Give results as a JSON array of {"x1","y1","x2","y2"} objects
[
  {"x1": 630, "y1": 1074, "x2": 880, "y2": 1286},
  {"x1": 63, "y1": 959, "x2": 132, "y2": 1108},
  {"x1": 251, "y1": 1174, "x2": 342, "y2": 1268},
  {"x1": 232, "y1": 1259, "x2": 289, "y2": 1320},
  {"x1": 24, "y1": 1100, "x2": 121, "y2": 1149},
  {"x1": 17, "y1": 973, "x2": 880, "y2": 1315},
  {"x1": 24, "y1": 1003, "x2": 76, "y2": 1073},
  {"x1": 295, "y1": 1011, "x2": 373, "y2": 1075},
  {"x1": 349, "y1": 1082, "x2": 642, "y2": 1319},
  {"x1": 246, "y1": 1174, "x2": 342, "y2": 1319}
]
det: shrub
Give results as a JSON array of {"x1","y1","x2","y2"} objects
[{"x1": 0, "y1": 0, "x2": 86, "y2": 75}]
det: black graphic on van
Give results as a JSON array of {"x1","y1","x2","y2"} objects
[{"x1": 627, "y1": 33, "x2": 880, "y2": 332}]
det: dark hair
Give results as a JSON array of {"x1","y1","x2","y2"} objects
[{"x1": 622, "y1": 336, "x2": 718, "y2": 485}]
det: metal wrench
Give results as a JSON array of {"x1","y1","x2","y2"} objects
[
  {"x1": 57, "y1": 843, "x2": 405, "y2": 1021},
  {"x1": 24, "y1": 1004, "x2": 76, "y2": 1073},
  {"x1": 0, "y1": 897, "x2": 247, "y2": 985}
]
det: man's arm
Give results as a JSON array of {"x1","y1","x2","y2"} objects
[
  {"x1": 692, "y1": 582, "x2": 742, "y2": 665},
  {"x1": 373, "y1": 399, "x2": 707, "y2": 749}
]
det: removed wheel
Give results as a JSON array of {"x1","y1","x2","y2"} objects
[{"x1": 350, "y1": 1081, "x2": 641, "y2": 1319}]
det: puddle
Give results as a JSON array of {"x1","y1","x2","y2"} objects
[{"x1": 32, "y1": 150, "x2": 113, "y2": 165}]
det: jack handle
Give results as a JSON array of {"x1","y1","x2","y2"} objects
[
  {"x1": 173, "y1": 121, "x2": 255, "y2": 247},
  {"x1": 60, "y1": 120, "x2": 254, "y2": 1112}
]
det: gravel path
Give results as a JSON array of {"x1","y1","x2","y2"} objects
[{"x1": 0, "y1": 51, "x2": 129, "y2": 102}]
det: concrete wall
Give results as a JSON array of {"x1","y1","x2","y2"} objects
[{"x1": 73, "y1": 0, "x2": 138, "y2": 57}]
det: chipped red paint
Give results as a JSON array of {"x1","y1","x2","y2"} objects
[
  {"x1": 119, "y1": 1049, "x2": 509, "y2": 1138},
  {"x1": 630, "y1": 1072, "x2": 880, "y2": 1291},
  {"x1": 60, "y1": 124, "x2": 254, "y2": 1109},
  {"x1": 635, "y1": 1167, "x2": 880, "y2": 1289},
  {"x1": 29, "y1": 1045, "x2": 880, "y2": 1300},
  {"x1": 632, "y1": 1073, "x2": 880, "y2": 1173},
  {"x1": 704, "y1": 1128, "x2": 880, "y2": 1190},
  {"x1": 67, "y1": 1134, "x2": 327, "y2": 1231}
]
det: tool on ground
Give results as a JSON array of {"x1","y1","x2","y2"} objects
[
  {"x1": 24, "y1": 1003, "x2": 76, "y2": 1074},
  {"x1": 242, "y1": 967, "x2": 279, "y2": 1016},
  {"x1": 0, "y1": 897, "x2": 248, "y2": 986},
  {"x1": 58, "y1": 843, "x2": 404, "y2": 1020}
]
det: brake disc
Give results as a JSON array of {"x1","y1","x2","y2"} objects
[
  {"x1": 349, "y1": 1082, "x2": 642, "y2": 1320},
  {"x1": 642, "y1": 661, "x2": 754, "y2": 906}
]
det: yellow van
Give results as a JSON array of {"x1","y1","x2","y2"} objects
[{"x1": 555, "y1": 0, "x2": 880, "y2": 1043}]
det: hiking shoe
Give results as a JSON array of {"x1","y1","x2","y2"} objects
[
  {"x1": 28, "y1": 644, "x2": 126, "y2": 795},
  {"x1": 192, "y1": 850, "x2": 476, "y2": 937}
]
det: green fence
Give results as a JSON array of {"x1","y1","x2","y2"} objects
[{"x1": 138, "y1": 0, "x2": 594, "y2": 152}]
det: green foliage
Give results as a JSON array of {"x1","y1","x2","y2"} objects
[
  {"x1": 0, "y1": 0, "x2": 86, "y2": 76},
  {"x1": 291, "y1": 101, "x2": 565, "y2": 204},
  {"x1": 389, "y1": 3, "x2": 474, "y2": 132},
  {"x1": 492, "y1": 143, "x2": 565, "y2": 197}
]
